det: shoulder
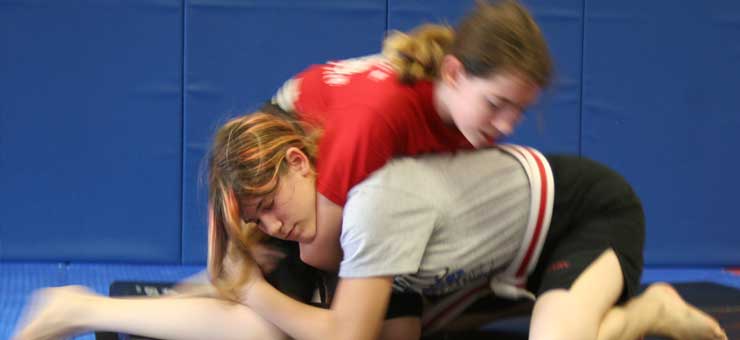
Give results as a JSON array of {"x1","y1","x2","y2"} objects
[
  {"x1": 342, "y1": 160, "x2": 441, "y2": 238},
  {"x1": 347, "y1": 157, "x2": 442, "y2": 208}
]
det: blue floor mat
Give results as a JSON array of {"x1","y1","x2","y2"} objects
[
  {"x1": 642, "y1": 268, "x2": 740, "y2": 289},
  {"x1": 1, "y1": 263, "x2": 738, "y2": 340}
]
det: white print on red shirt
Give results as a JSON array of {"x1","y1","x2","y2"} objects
[{"x1": 322, "y1": 55, "x2": 394, "y2": 86}]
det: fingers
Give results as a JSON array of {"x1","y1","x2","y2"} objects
[{"x1": 251, "y1": 244, "x2": 287, "y2": 274}]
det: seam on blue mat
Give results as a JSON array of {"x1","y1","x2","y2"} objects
[
  {"x1": 385, "y1": 0, "x2": 389, "y2": 34},
  {"x1": 578, "y1": 0, "x2": 586, "y2": 156},
  {"x1": 179, "y1": 0, "x2": 188, "y2": 264}
]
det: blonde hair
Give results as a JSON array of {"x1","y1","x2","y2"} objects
[
  {"x1": 382, "y1": 0, "x2": 552, "y2": 87},
  {"x1": 382, "y1": 24, "x2": 455, "y2": 84},
  {"x1": 207, "y1": 112, "x2": 318, "y2": 300}
]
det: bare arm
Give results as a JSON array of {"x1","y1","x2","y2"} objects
[
  {"x1": 299, "y1": 194, "x2": 344, "y2": 272},
  {"x1": 244, "y1": 276, "x2": 393, "y2": 340}
]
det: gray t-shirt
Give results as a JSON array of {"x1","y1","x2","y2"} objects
[{"x1": 339, "y1": 148, "x2": 532, "y2": 295}]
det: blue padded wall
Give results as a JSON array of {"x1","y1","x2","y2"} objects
[
  {"x1": 582, "y1": 0, "x2": 740, "y2": 265},
  {"x1": 181, "y1": 0, "x2": 387, "y2": 263},
  {"x1": 388, "y1": 0, "x2": 583, "y2": 154},
  {"x1": 1, "y1": 0, "x2": 737, "y2": 266},
  {"x1": 0, "y1": 0, "x2": 183, "y2": 262}
]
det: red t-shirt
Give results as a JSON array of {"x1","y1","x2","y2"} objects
[{"x1": 288, "y1": 56, "x2": 474, "y2": 205}]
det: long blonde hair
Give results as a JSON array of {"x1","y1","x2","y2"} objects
[
  {"x1": 382, "y1": 0, "x2": 552, "y2": 87},
  {"x1": 207, "y1": 112, "x2": 318, "y2": 300}
]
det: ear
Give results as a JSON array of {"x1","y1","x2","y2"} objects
[
  {"x1": 285, "y1": 147, "x2": 312, "y2": 176},
  {"x1": 439, "y1": 55, "x2": 466, "y2": 89}
]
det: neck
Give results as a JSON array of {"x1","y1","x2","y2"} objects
[{"x1": 433, "y1": 82, "x2": 454, "y2": 124}]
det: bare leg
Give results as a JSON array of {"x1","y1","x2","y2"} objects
[
  {"x1": 528, "y1": 249, "x2": 727, "y2": 340},
  {"x1": 529, "y1": 249, "x2": 623, "y2": 340},
  {"x1": 175, "y1": 279, "x2": 423, "y2": 340},
  {"x1": 12, "y1": 285, "x2": 287, "y2": 340},
  {"x1": 13, "y1": 285, "x2": 422, "y2": 340}
]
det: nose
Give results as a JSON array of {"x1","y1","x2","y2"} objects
[
  {"x1": 258, "y1": 213, "x2": 284, "y2": 236},
  {"x1": 491, "y1": 109, "x2": 521, "y2": 136},
  {"x1": 491, "y1": 117, "x2": 514, "y2": 136}
]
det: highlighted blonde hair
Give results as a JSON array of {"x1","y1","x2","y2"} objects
[
  {"x1": 382, "y1": 0, "x2": 552, "y2": 86},
  {"x1": 206, "y1": 112, "x2": 318, "y2": 300}
]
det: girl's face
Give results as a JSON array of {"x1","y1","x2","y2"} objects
[
  {"x1": 436, "y1": 56, "x2": 541, "y2": 148},
  {"x1": 242, "y1": 148, "x2": 317, "y2": 243}
]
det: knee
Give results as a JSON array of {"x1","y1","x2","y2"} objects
[{"x1": 529, "y1": 291, "x2": 600, "y2": 340}]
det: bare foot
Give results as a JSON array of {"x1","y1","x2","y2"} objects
[
  {"x1": 12, "y1": 285, "x2": 98, "y2": 340},
  {"x1": 644, "y1": 282, "x2": 728, "y2": 340}
]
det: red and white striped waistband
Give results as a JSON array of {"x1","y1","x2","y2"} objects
[{"x1": 421, "y1": 144, "x2": 554, "y2": 334}]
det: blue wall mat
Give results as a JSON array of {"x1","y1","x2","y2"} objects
[
  {"x1": 387, "y1": 0, "x2": 584, "y2": 153},
  {"x1": 182, "y1": 0, "x2": 387, "y2": 263},
  {"x1": 1, "y1": 0, "x2": 736, "y2": 266},
  {"x1": 0, "y1": 0, "x2": 183, "y2": 262},
  {"x1": 582, "y1": 1, "x2": 740, "y2": 265}
]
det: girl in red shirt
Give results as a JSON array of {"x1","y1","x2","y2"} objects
[{"x1": 272, "y1": 0, "x2": 552, "y2": 272}]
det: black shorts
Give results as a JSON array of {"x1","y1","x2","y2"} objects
[{"x1": 526, "y1": 155, "x2": 646, "y2": 303}]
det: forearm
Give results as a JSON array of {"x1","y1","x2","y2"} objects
[
  {"x1": 82, "y1": 295, "x2": 285, "y2": 340},
  {"x1": 245, "y1": 281, "x2": 339, "y2": 340},
  {"x1": 244, "y1": 279, "x2": 386, "y2": 340}
]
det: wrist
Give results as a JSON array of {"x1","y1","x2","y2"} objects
[{"x1": 241, "y1": 278, "x2": 270, "y2": 307}]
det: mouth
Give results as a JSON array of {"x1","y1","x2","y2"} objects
[
  {"x1": 284, "y1": 224, "x2": 297, "y2": 240},
  {"x1": 478, "y1": 130, "x2": 498, "y2": 145}
]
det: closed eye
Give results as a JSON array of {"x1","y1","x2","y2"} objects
[
  {"x1": 253, "y1": 196, "x2": 275, "y2": 213},
  {"x1": 487, "y1": 98, "x2": 501, "y2": 111},
  {"x1": 262, "y1": 199, "x2": 275, "y2": 211},
  {"x1": 243, "y1": 218, "x2": 260, "y2": 226},
  {"x1": 486, "y1": 95, "x2": 526, "y2": 114}
]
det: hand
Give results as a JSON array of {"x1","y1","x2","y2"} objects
[
  {"x1": 249, "y1": 242, "x2": 287, "y2": 274},
  {"x1": 223, "y1": 253, "x2": 269, "y2": 303},
  {"x1": 222, "y1": 243, "x2": 270, "y2": 296}
]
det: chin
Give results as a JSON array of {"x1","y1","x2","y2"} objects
[
  {"x1": 463, "y1": 133, "x2": 487, "y2": 148},
  {"x1": 301, "y1": 230, "x2": 317, "y2": 243},
  {"x1": 470, "y1": 139, "x2": 490, "y2": 148}
]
